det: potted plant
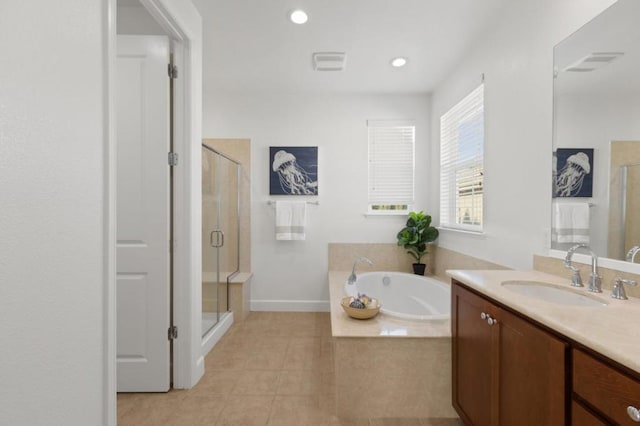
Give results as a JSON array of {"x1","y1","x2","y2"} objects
[{"x1": 396, "y1": 211, "x2": 439, "y2": 275}]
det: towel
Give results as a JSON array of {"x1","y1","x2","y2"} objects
[
  {"x1": 275, "y1": 201, "x2": 306, "y2": 240},
  {"x1": 551, "y1": 201, "x2": 590, "y2": 248}
]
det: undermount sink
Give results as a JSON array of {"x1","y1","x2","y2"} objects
[{"x1": 501, "y1": 281, "x2": 608, "y2": 307}]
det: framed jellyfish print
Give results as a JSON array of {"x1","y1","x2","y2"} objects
[
  {"x1": 269, "y1": 146, "x2": 319, "y2": 195},
  {"x1": 553, "y1": 148, "x2": 594, "y2": 197}
]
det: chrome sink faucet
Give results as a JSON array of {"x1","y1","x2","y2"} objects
[
  {"x1": 564, "y1": 244, "x2": 602, "y2": 293},
  {"x1": 626, "y1": 246, "x2": 640, "y2": 263},
  {"x1": 347, "y1": 257, "x2": 373, "y2": 285}
]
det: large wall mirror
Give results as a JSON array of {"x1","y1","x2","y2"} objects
[{"x1": 552, "y1": 0, "x2": 640, "y2": 266}]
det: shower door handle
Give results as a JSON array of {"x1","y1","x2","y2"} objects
[{"x1": 210, "y1": 230, "x2": 225, "y2": 248}]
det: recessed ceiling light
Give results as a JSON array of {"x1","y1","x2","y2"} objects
[
  {"x1": 289, "y1": 9, "x2": 309, "y2": 24},
  {"x1": 391, "y1": 57, "x2": 408, "y2": 68}
]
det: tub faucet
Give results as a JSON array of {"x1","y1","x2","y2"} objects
[
  {"x1": 347, "y1": 257, "x2": 373, "y2": 285},
  {"x1": 626, "y1": 246, "x2": 640, "y2": 263},
  {"x1": 564, "y1": 244, "x2": 601, "y2": 293}
]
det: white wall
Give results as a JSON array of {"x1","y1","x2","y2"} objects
[
  {"x1": 0, "y1": 1, "x2": 109, "y2": 425},
  {"x1": 555, "y1": 92, "x2": 640, "y2": 256},
  {"x1": 203, "y1": 93, "x2": 430, "y2": 309},
  {"x1": 429, "y1": 0, "x2": 618, "y2": 270}
]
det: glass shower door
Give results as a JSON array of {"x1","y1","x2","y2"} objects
[{"x1": 202, "y1": 145, "x2": 240, "y2": 337}]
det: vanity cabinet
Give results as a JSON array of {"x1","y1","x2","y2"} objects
[
  {"x1": 573, "y1": 349, "x2": 640, "y2": 425},
  {"x1": 452, "y1": 280, "x2": 566, "y2": 425}
]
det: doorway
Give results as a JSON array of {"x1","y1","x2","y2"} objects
[{"x1": 110, "y1": 0, "x2": 203, "y2": 402}]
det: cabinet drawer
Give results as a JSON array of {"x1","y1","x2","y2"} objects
[
  {"x1": 573, "y1": 349, "x2": 640, "y2": 425},
  {"x1": 572, "y1": 400, "x2": 607, "y2": 426}
]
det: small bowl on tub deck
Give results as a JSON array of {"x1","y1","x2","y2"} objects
[{"x1": 340, "y1": 296, "x2": 381, "y2": 320}]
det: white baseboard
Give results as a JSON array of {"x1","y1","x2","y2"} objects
[{"x1": 250, "y1": 300, "x2": 330, "y2": 312}]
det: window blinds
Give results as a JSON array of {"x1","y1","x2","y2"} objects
[
  {"x1": 440, "y1": 84, "x2": 484, "y2": 231},
  {"x1": 367, "y1": 120, "x2": 415, "y2": 209}
]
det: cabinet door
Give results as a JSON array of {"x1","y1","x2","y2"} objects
[
  {"x1": 452, "y1": 283, "x2": 495, "y2": 426},
  {"x1": 497, "y1": 307, "x2": 566, "y2": 425}
]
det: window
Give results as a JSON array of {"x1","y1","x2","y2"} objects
[
  {"x1": 367, "y1": 120, "x2": 415, "y2": 214},
  {"x1": 440, "y1": 84, "x2": 484, "y2": 231}
]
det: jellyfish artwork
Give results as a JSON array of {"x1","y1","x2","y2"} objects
[
  {"x1": 272, "y1": 149, "x2": 318, "y2": 195},
  {"x1": 554, "y1": 151, "x2": 591, "y2": 197}
]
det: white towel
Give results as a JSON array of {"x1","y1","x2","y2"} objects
[
  {"x1": 275, "y1": 201, "x2": 306, "y2": 240},
  {"x1": 551, "y1": 201, "x2": 590, "y2": 246}
]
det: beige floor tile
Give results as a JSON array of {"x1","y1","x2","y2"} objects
[
  {"x1": 205, "y1": 348, "x2": 251, "y2": 370},
  {"x1": 369, "y1": 419, "x2": 423, "y2": 426},
  {"x1": 215, "y1": 395, "x2": 274, "y2": 426},
  {"x1": 231, "y1": 370, "x2": 280, "y2": 395},
  {"x1": 117, "y1": 391, "x2": 187, "y2": 426},
  {"x1": 277, "y1": 370, "x2": 322, "y2": 395},
  {"x1": 419, "y1": 418, "x2": 463, "y2": 426},
  {"x1": 246, "y1": 348, "x2": 288, "y2": 370},
  {"x1": 164, "y1": 394, "x2": 227, "y2": 426},
  {"x1": 267, "y1": 395, "x2": 341, "y2": 426},
  {"x1": 193, "y1": 369, "x2": 241, "y2": 393}
]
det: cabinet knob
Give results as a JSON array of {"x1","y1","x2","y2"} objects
[
  {"x1": 487, "y1": 317, "x2": 498, "y2": 326},
  {"x1": 628, "y1": 406, "x2": 640, "y2": 422},
  {"x1": 480, "y1": 312, "x2": 487, "y2": 320}
]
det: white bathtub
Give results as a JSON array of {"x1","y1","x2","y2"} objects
[{"x1": 345, "y1": 271, "x2": 451, "y2": 321}]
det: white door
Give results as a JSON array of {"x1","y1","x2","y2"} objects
[{"x1": 116, "y1": 35, "x2": 171, "y2": 392}]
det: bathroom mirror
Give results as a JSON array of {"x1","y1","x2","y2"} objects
[{"x1": 552, "y1": 0, "x2": 640, "y2": 264}]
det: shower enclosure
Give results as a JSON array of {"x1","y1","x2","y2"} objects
[{"x1": 202, "y1": 144, "x2": 240, "y2": 337}]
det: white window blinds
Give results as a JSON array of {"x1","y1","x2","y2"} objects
[
  {"x1": 367, "y1": 120, "x2": 415, "y2": 213},
  {"x1": 440, "y1": 84, "x2": 484, "y2": 231}
]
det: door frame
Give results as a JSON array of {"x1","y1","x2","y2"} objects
[{"x1": 105, "y1": 0, "x2": 203, "y2": 423}]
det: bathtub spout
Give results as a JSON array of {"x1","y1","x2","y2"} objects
[{"x1": 347, "y1": 257, "x2": 373, "y2": 285}]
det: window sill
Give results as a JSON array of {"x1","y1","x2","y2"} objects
[
  {"x1": 438, "y1": 226, "x2": 486, "y2": 237},
  {"x1": 364, "y1": 211, "x2": 409, "y2": 217}
]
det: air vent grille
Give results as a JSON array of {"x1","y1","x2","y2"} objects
[
  {"x1": 312, "y1": 52, "x2": 346, "y2": 71},
  {"x1": 563, "y1": 52, "x2": 624, "y2": 72}
]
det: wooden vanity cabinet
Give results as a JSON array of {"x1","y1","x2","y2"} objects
[
  {"x1": 573, "y1": 349, "x2": 640, "y2": 425},
  {"x1": 452, "y1": 280, "x2": 567, "y2": 426}
]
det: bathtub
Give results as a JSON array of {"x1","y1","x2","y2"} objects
[{"x1": 345, "y1": 271, "x2": 451, "y2": 321}]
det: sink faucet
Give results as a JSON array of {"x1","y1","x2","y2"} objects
[
  {"x1": 564, "y1": 244, "x2": 601, "y2": 293},
  {"x1": 626, "y1": 246, "x2": 640, "y2": 263},
  {"x1": 347, "y1": 257, "x2": 373, "y2": 285}
]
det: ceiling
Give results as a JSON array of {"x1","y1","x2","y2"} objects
[
  {"x1": 191, "y1": 0, "x2": 510, "y2": 95},
  {"x1": 554, "y1": 0, "x2": 640, "y2": 96}
]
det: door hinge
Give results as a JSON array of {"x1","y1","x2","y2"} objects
[
  {"x1": 168, "y1": 152, "x2": 179, "y2": 166},
  {"x1": 168, "y1": 326, "x2": 178, "y2": 340},
  {"x1": 168, "y1": 63, "x2": 178, "y2": 79}
]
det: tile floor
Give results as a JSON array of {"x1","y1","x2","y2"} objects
[{"x1": 117, "y1": 312, "x2": 462, "y2": 426}]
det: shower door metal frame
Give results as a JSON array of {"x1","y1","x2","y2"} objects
[
  {"x1": 621, "y1": 163, "x2": 640, "y2": 257},
  {"x1": 202, "y1": 144, "x2": 241, "y2": 328}
]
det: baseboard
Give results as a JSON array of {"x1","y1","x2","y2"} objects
[{"x1": 250, "y1": 299, "x2": 330, "y2": 312}]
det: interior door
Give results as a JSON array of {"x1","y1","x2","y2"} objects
[{"x1": 116, "y1": 35, "x2": 171, "y2": 392}]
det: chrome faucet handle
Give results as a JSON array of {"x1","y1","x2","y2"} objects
[{"x1": 612, "y1": 278, "x2": 638, "y2": 300}]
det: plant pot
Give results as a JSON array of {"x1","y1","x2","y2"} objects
[{"x1": 412, "y1": 263, "x2": 426, "y2": 276}]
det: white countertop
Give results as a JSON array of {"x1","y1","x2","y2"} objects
[
  {"x1": 447, "y1": 269, "x2": 640, "y2": 374},
  {"x1": 328, "y1": 271, "x2": 451, "y2": 338}
]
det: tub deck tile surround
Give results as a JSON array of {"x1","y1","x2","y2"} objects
[
  {"x1": 117, "y1": 312, "x2": 461, "y2": 425},
  {"x1": 328, "y1": 271, "x2": 458, "y2": 419}
]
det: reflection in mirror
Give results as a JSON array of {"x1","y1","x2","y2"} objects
[{"x1": 552, "y1": 0, "x2": 640, "y2": 263}]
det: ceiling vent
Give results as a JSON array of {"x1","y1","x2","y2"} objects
[
  {"x1": 312, "y1": 52, "x2": 346, "y2": 71},
  {"x1": 563, "y1": 52, "x2": 624, "y2": 72}
]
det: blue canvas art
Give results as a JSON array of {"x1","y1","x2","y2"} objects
[
  {"x1": 269, "y1": 146, "x2": 318, "y2": 195},
  {"x1": 553, "y1": 148, "x2": 594, "y2": 197}
]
